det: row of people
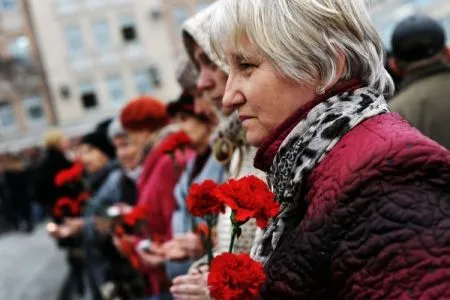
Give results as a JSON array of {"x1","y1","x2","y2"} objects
[{"x1": 42, "y1": 1, "x2": 450, "y2": 299}]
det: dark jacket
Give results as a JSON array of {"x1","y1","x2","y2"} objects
[
  {"x1": 83, "y1": 160, "x2": 122, "y2": 298},
  {"x1": 390, "y1": 62, "x2": 450, "y2": 149},
  {"x1": 261, "y1": 113, "x2": 450, "y2": 299},
  {"x1": 35, "y1": 148, "x2": 72, "y2": 210},
  {"x1": 119, "y1": 172, "x2": 138, "y2": 206}
]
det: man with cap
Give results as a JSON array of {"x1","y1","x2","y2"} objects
[{"x1": 389, "y1": 14, "x2": 450, "y2": 149}]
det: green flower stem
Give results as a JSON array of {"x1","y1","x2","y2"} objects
[
  {"x1": 206, "y1": 216, "x2": 214, "y2": 266},
  {"x1": 190, "y1": 215, "x2": 197, "y2": 233},
  {"x1": 229, "y1": 226, "x2": 239, "y2": 253}
]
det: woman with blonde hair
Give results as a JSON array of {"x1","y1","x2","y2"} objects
[
  {"x1": 208, "y1": 0, "x2": 450, "y2": 298},
  {"x1": 36, "y1": 129, "x2": 72, "y2": 214}
]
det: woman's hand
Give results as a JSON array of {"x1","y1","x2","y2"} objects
[
  {"x1": 46, "y1": 218, "x2": 84, "y2": 238},
  {"x1": 170, "y1": 265, "x2": 210, "y2": 300},
  {"x1": 163, "y1": 233, "x2": 204, "y2": 260},
  {"x1": 94, "y1": 217, "x2": 111, "y2": 234},
  {"x1": 46, "y1": 222, "x2": 61, "y2": 238},
  {"x1": 61, "y1": 217, "x2": 84, "y2": 237},
  {"x1": 137, "y1": 246, "x2": 165, "y2": 267}
]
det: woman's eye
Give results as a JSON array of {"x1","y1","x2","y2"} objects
[{"x1": 238, "y1": 62, "x2": 255, "y2": 70}]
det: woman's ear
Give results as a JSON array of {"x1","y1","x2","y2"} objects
[
  {"x1": 336, "y1": 49, "x2": 346, "y2": 80},
  {"x1": 389, "y1": 58, "x2": 402, "y2": 77}
]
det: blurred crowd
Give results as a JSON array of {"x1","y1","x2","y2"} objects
[{"x1": 0, "y1": 1, "x2": 450, "y2": 300}]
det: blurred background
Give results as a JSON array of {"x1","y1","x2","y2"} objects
[
  {"x1": 0, "y1": 0, "x2": 447, "y2": 299},
  {"x1": 0, "y1": 0, "x2": 214, "y2": 153}
]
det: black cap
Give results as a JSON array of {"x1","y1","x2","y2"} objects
[
  {"x1": 391, "y1": 15, "x2": 446, "y2": 62},
  {"x1": 167, "y1": 91, "x2": 195, "y2": 117},
  {"x1": 81, "y1": 131, "x2": 116, "y2": 159},
  {"x1": 95, "y1": 118, "x2": 113, "y2": 136}
]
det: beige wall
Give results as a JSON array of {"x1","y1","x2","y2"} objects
[{"x1": 27, "y1": 0, "x2": 182, "y2": 128}]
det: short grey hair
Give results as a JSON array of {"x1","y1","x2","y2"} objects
[{"x1": 210, "y1": 0, "x2": 394, "y2": 95}]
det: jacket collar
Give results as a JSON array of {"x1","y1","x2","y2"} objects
[{"x1": 400, "y1": 62, "x2": 450, "y2": 91}]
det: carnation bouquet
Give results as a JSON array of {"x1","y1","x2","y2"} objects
[
  {"x1": 51, "y1": 161, "x2": 90, "y2": 223},
  {"x1": 101, "y1": 205, "x2": 149, "y2": 300},
  {"x1": 187, "y1": 179, "x2": 225, "y2": 265},
  {"x1": 47, "y1": 161, "x2": 90, "y2": 250},
  {"x1": 187, "y1": 175, "x2": 279, "y2": 300},
  {"x1": 108, "y1": 205, "x2": 149, "y2": 271}
]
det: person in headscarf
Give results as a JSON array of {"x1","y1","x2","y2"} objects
[{"x1": 170, "y1": 3, "x2": 266, "y2": 299}]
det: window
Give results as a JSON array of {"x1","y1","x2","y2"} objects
[
  {"x1": 60, "y1": 85, "x2": 71, "y2": 99},
  {"x1": 8, "y1": 36, "x2": 30, "y2": 60},
  {"x1": 172, "y1": 7, "x2": 189, "y2": 29},
  {"x1": 64, "y1": 25, "x2": 85, "y2": 59},
  {"x1": 79, "y1": 82, "x2": 98, "y2": 109},
  {"x1": 106, "y1": 75, "x2": 125, "y2": 106},
  {"x1": 1, "y1": 0, "x2": 16, "y2": 10},
  {"x1": 0, "y1": 102, "x2": 17, "y2": 131},
  {"x1": 24, "y1": 96, "x2": 45, "y2": 123},
  {"x1": 92, "y1": 20, "x2": 111, "y2": 53},
  {"x1": 134, "y1": 69, "x2": 153, "y2": 95},
  {"x1": 149, "y1": 66, "x2": 161, "y2": 88},
  {"x1": 120, "y1": 15, "x2": 138, "y2": 43}
]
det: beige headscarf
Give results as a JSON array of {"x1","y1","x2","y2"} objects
[
  {"x1": 182, "y1": 2, "x2": 229, "y2": 75},
  {"x1": 181, "y1": 4, "x2": 265, "y2": 257}
]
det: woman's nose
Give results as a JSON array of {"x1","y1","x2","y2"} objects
[
  {"x1": 197, "y1": 68, "x2": 214, "y2": 93},
  {"x1": 222, "y1": 77, "x2": 245, "y2": 110}
]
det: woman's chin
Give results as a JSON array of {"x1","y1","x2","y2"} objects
[{"x1": 245, "y1": 132, "x2": 265, "y2": 148}]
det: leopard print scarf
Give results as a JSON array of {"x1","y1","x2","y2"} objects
[{"x1": 251, "y1": 87, "x2": 389, "y2": 264}]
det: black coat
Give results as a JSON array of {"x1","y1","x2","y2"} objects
[{"x1": 35, "y1": 148, "x2": 72, "y2": 210}]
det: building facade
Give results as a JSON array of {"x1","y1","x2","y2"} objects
[
  {"x1": 160, "y1": 0, "x2": 214, "y2": 56},
  {"x1": 0, "y1": 0, "x2": 55, "y2": 151},
  {"x1": 26, "y1": 0, "x2": 182, "y2": 141}
]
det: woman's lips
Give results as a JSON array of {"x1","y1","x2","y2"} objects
[{"x1": 239, "y1": 115, "x2": 253, "y2": 122}]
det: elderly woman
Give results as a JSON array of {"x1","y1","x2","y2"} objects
[{"x1": 208, "y1": 0, "x2": 450, "y2": 299}]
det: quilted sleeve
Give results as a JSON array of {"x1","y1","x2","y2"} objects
[{"x1": 332, "y1": 169, "x2": 450, "y2": 300}]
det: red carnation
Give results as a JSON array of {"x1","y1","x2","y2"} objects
[
  {"x1": 55, "y1": 162, "x2": 84, "y2": 186},
  {"x1": 158, "y1": 131, "x2": 192, "y2": 154},
  {"x1": 208, "y1": 253, "x2": 266, "y2": 300},
  {"x1": 118, "y1": 238, "x2": 145, "y2": 271},
  {"x1": 115, "y1": 225, "x2": 125, "y2": 237},
  {"x1": 77, "y1": 192, "x2": 90, "y2": 204},
  {"x1": 72, "y1": 192, "x2": 90, "y2": 215},
  {"x1": 53, "y1": 197, "x2": 77, "y2": 218},
  {"x1": 187, "y1": 180, "x2": 225, "y2": 217},
  {"x1": 123, "y1": 206, "x2": 147, "y2": 227},
  {"x1": 215, "y1": 176, "x2": 280, "y2": 229}
]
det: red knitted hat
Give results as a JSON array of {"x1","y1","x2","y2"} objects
[{"x1": 120, "y1": 96, "x2": 169, "y2": 132}]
